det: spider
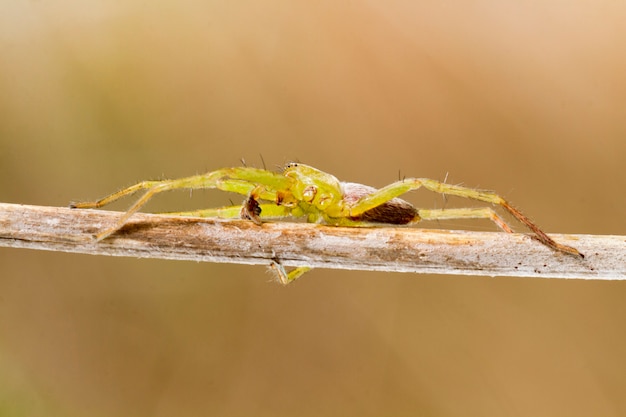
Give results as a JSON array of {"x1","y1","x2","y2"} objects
[{"x1": 70, "y1": 162, "x2": 583, "y2": 283}]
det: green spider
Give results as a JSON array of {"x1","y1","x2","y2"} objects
[{"x1": 71, "y1": 162, "x2": 583, "y2": 283}]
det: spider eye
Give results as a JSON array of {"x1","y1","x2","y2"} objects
[{"x1": 284, "y1": 162, "x2": 298, "y2": 171}]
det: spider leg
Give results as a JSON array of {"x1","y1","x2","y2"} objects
[
  {"x1": 418, "y1": 208, "x2": 514, "y2": 233},
  {"x1": 87, "y1": 179, "x2": 209, "y2": 241},
  {"x1": 347, "y1": 178, "x2": 506, "y2": 214},
  {"x1": 348, "y1": 178, "x2": 583, "y2": 258},
  {"x1": 269, "y1": 261, "x2": 312, "y2": 284},
  {"x1": 70, "y1": 180, "x2": 163, "y2": 210},
  {"x1": 164, "y1": 203, "x2": 295, "y2": 219},
  {"x1": 70, "y1": 167, "x2": 294, "y2": 241}
]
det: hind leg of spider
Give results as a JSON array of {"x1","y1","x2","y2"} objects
[
  {"x1": 269, "y1": 261, "x2": 312, "y2": 285},
  {"x1": 348, "y1": 178, "x2": 583, "y2": 258},
  {"x1": 417, "y1": 208, "x2": 514, "y2": 233}
]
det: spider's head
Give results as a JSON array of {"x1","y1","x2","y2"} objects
[{"x1": 282, "y1": 163, "x2": 343, "y2": 211}]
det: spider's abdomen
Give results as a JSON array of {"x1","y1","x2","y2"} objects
[{"x1": 342, "y1": 182, "x2": 419, "y2": 225}]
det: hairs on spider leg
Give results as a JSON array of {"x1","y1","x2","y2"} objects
[{"x1": 441, "y1": 172, "x2": 450, "y2": 205}]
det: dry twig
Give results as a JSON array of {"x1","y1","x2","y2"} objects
[{"x1": 0, "y1": 203, "x2": 624, "y2": 279}]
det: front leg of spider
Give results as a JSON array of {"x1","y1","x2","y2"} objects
[{"x1": 69, "y1": 166, "x2": 293, "y2": 241}]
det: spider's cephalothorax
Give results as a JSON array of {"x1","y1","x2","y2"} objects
[
  {"x1": 71, "y1": 162, "x2": 583, "y2": 283},
  {"x1": 282, "y1": 162, "x2": 343, "y2": 211},
  {"x1": 278, "y1": 163, "x2": 419, "y2": 226}
]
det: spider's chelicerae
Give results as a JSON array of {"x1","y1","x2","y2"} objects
[{"x1": 71, "y1": 162, "x2": 583, "y2": 283}]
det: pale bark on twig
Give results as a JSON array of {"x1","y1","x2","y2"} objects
[{"x1": 0, "y1": 203, "x2": 624, "y2": 279}]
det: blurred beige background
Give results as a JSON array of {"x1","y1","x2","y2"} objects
[{"x1": 1, "y1": 1, "x2": 625, "y2": 416}]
